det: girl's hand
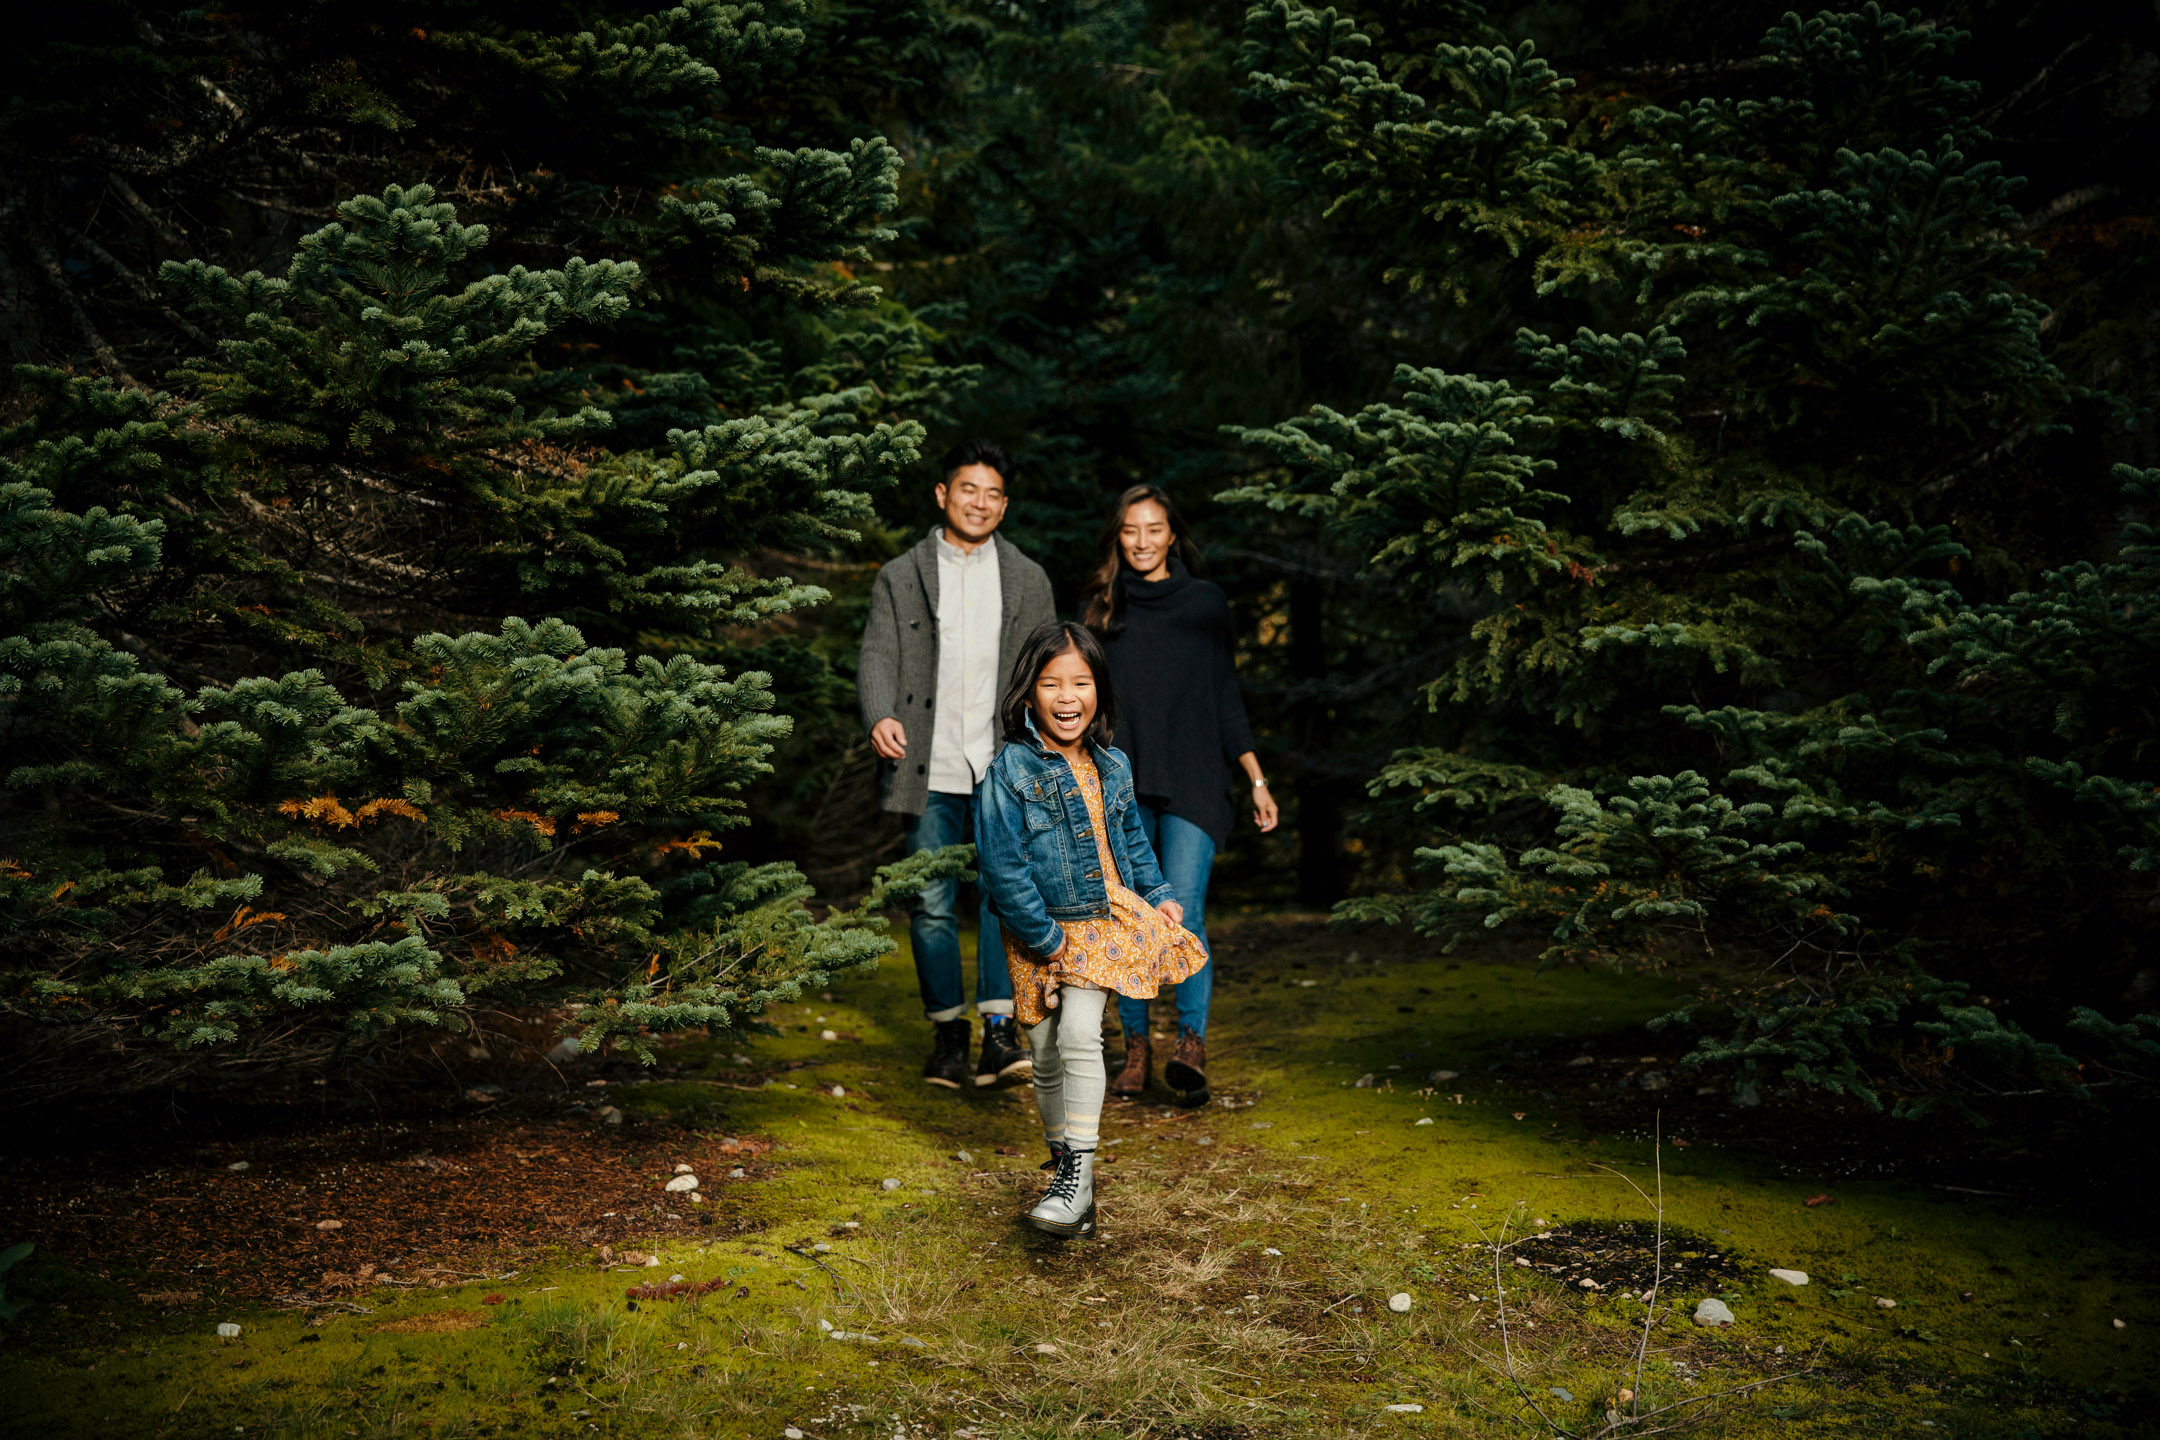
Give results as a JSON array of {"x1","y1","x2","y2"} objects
[
  {"x1": 1042, "y1": 933, "x2": 1069, "y2": 965},
  {"x1": 1252, "y1": 786, "x2": 1280, "y2": 833},
  {"x1": 1156, "y1": 899, "x2": 1185, "y2": 928}
]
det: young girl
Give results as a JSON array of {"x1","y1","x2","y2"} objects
[{"x1": 974, "y1": 621, "x2": 1209, "y2": 1237}]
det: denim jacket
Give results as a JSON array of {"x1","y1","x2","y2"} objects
[{"x1": 973, "y1": 715, "x2": 1176, "y2": 959}]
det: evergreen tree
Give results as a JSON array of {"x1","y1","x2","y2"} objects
[
  {"x1": 1233, "y1": 2, "x2": 2159, "y2": 1114},
  {"x1": 0, "y1": 6, "x2": 969, "y2": 1101}
]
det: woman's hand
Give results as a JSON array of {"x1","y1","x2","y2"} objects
[
  {"x1": 1156, "y1": 899, "x2": 1185, "y2": 927},
  {"x1": 1237, "y1": 752, "x2": 1280, "y2": 833}
]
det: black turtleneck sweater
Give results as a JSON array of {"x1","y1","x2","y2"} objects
[{"x1": 1099, "y1": 558, "x2": 1256, "y2": 846}]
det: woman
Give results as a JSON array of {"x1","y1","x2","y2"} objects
[{"x1": 1080, "y1": 485, "x2": 1278, "y2": 1104}]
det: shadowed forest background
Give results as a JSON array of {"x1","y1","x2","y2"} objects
[{"x1": 5, "y1": 0, "x2": 2160, "y2": 1128}]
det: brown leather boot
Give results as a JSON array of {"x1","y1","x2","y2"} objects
[
  {"x1": 1109, "y1": 1034, "x2": 1151, "y2": 1097},
  {"x1": 1164, "y1": 1028, "x2": 1209, "y2": 1105}
]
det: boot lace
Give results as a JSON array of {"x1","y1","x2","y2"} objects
[{"x1": 1043, "y1": 1149, "x2": 1085, "y2": 1203}]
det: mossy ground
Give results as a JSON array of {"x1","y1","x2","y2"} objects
[{"x1": 4, "y1": 914, "x2": 2154, "y2": 1438}]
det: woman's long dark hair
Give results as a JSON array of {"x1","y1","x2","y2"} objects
[
  {"x1": 999, "y1": 621, "x2": 1118, "y2": 750},
  {"x1": 1078, "y1": 484, "x2": 1204, "y2": 636}
]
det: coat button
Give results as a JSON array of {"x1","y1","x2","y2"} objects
[{"x1": 917, "y1": 764, "x2": 925, "y2": 775}]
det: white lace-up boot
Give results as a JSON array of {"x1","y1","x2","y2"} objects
[{"x1": 1023, "y1": 1146, "x2": 1095, "y2": 1237}]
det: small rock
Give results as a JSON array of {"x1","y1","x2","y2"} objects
[
  {"x1": 1567, "y1": 1055, "x2": 1595, "y2": 1067},
  {"x1": 1578, "y1": 1278, "x2": 1599, "y2": 1290},
  {"x1": 820, "y1": 1030, "x2": 838, "y2": 1041},
  {"x1": 674, "y1": 1163, "x2": 694, "y2": 1174},
  {"x1": 1382, "y1": 1403, "x2": 1423, "y2": 1413},
  {"x1": 643, "y1": 1255, "x2": 661, "y2": 1267},
  {"x1": 669, "y1": 1273, "x2": 685, "y2": 1283},
  {"x1": 1034, "y1": 1342, "x2": 1059, "y2": 1355},
  {"x1": 955, "y1": 1150, "x2": 974, "y2": 1164},
  {"x1": 1414, "y1": 1117, "x2": 1434, "y2": 1126},
  {"x1": 664, "y1": 1175, "x2": 698, "y2": 1193},
  {"x1": 813, "y1": 1243, "x2": 831, "y2": 1253},
  {"x1": 1550, "y1": 1387, "x2": 1574, "y2": 1402},
  {"x1": 785, "y1": 1430, "x2": 807, "y2": 1439},
  {"x1": 817, "y1": 1319, "x2": 834, "y2": 1332},
  {"x1": 2114, "y1": 1317, "x2": 2126, "y2": 1329},
  {"x1": 1637, "y1": 1071, "x2": 1667, "y2": 1092},
  {"x1": 1354, "y1": 1073, "x2": 1376, "y2": 1088},
  {"x1": 732, "y1": 1053, "x2": 752, "y2": 1066},
  {"x1": 691, "y1": 1192, "x2": 704, "y2": 1204},
  {"x1": 1875, "y1": 1297, "x2": 1896, "y2": 1309},
  {"x1": 545, "y1": 1037, "x2": 581, "y2": 1063},
  {"x1": 1692, "y1": 1298, "x2": 1736, "y2": 1328},
  {"x1": 465, "y1": 1083, "x2": 505, "y2": 1102},
  {"x1": 215, "y1": 1322, "x2": 241, "y2": 1339},
  {"x1": 880, "y1": 1178, "x2": 901, "y2": 1191},
  {"x1": 1731, "y1": 1083, "x2": 1761, "y2": 1108},
  {"x1": 598, "y1": 1105, "x2": 624, "y2": 1125},
  {"x1": 1768, "y1": 1268, "x2": 1808, "y2": 1286},
  {"x1": 226, "y1": 1161, "x2": 249, "y2": 1172},
  {"x1": 1264, "y1": 1248, "x2": 1283, "y2": 1256},
  {"x1": 1388, "y1": 1292, "x2": 1413, "y2": 1313},
  {"x1": 1250, "y1": 1121, "x2": 1272, "y2": 1129},
  {"x1": 897, "y1": 1335, "x2": 926, "y2": 1347},
  {"x1": 1428, "y1": 1069, "x2": 1460, "y2": 1083},
  {"x1": 729, "y1": 1167, "x2": 747, "y2": 1179},
  {"x1": 315, "y1": 1219, "x2": 344, "y2": 1231}
]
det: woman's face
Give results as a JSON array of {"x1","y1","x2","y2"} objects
[
  {"x1": 1031, "y1": 646, "x2": 1098, "y2": 750},
  {"x1": 1118, "y1": 498, "x2": 1174, "y2": 580}
]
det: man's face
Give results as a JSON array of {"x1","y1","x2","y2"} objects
[{"x1": 936, "y1": 464, "x2": 1010, "y2": 546}]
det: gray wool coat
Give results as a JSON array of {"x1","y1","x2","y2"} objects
[{"x1": 857, "y1": 530, "x2": 1057, "y2": 816}]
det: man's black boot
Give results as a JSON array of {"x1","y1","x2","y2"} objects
[
  {"x1": 922, "y1": 1018, "x2": 972, "y2": 1089},
  {"x1": 976, "y1": 1015, "x2": 1033, "y2": 1087}
]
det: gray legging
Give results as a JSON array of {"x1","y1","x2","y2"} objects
[{"x1": 1026, "y1": 986, "x2": 1108, "y2": 1152}]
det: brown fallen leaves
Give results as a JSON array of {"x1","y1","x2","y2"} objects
[{"x1": 4, "y1": 1109, "x2": 772, "y2": 1300}]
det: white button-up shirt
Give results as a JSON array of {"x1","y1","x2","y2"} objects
[{"x1": 929, "y1": 528, "x2": 1002, "y2": 794}]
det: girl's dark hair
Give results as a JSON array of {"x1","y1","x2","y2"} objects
[
  {"x1": 1078, "y1": 484, "x2": 1203, "y2": 635},
  {"x1": 999, "y1": 621, "x2": 1118, "y2": 749}
]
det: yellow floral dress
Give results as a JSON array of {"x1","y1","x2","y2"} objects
[{"x1": 1003, "y1": 750, "x2": 1209, "y2": 1026}]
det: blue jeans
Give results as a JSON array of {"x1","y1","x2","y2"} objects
[
  {"x1": 1117, "y1": 803, "x2": 1215, "y2": 1040},
  {"x1": 905, "y1": 792, "x2": 1012, "y2": 1022}
]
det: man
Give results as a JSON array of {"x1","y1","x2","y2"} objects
[{"x1": 859, "y1": 439, "x2": 1057, "y2": 1088}]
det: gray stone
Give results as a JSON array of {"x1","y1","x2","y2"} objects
[
  {"x1": 880, "y1": 1178, "x2": 902, "y2": 1191},
  {"x1": 1354, "y1": 1073, "x2": 1376, "y2": 1088},
  {"x1": 1427, "y1": 1070, "x2": 1460, "y2": 1084},
  {"x1": 597, "y1": 1105, "x2": 624, "y2": 1125},
  {"x1": 1731, "y1": 1083, "x2": 1761, "y2": 1108},
  {"x1": 1692, "y1": 1298, "x2": 1736, "y2": 1328},
  {"x1": 545, "y1": 1037, "x2": 581, "y2": 1064},
  {"x1": 1768, "y1": 1268, "x2": 1808, "y2": 1286},
  {"x1": 1637, "y1": 1071, "x2": 1668, "y2": 1092}
]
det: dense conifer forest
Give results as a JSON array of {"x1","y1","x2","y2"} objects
[{"x1": 5, "y1": 0, "x2": 2157, "y2": 1121}]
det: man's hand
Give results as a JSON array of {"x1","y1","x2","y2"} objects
[
  {"x1": 1156, "y1": 899, "x2": 1185, "y2": 928},
  {"x1": 869, "y1": 717, "x2": 908, "y2": 760}
]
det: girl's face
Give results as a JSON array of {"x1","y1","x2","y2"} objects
[
  {"x1": 1118, "y1": 498, "x2": 1174, "y2": 579},
  {"x1": 1032, "y1": 646, "x2": 1098, "y2": 751}
]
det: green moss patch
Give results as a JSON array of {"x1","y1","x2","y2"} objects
[{"x1": 3, "y1": 914, "x2": 2153, "y2": 1436}]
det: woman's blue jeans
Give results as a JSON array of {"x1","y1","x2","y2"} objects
[{"x1": 1117, "y1": 802, "x2": 1215, "y2": 1040}]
